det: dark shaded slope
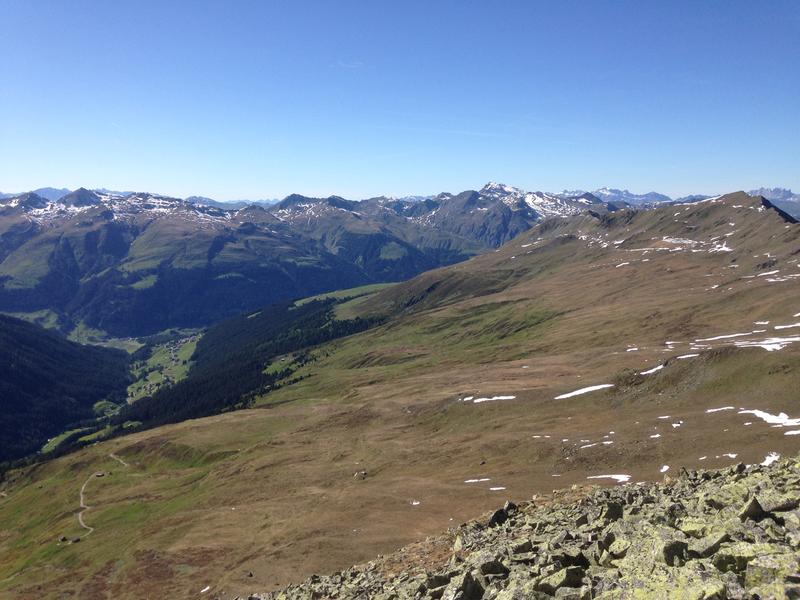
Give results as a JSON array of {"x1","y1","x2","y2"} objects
[
  {"x1": 0, "y1": 203, "x2": 370, "y2": 336},
  {"x1": 0, "y1": 315, "x2": 129, "y2": 462}
]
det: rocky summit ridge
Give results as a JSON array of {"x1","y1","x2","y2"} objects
[{"x1": 251, "y1": 455, "x2": 800, "y2": 600}]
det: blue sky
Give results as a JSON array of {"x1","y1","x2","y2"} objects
[{"x1": 1, "y1": 0, "x2": 798, "y2": 200}]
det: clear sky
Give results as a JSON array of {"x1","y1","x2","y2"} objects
[{"x1": 1, "y1": 1, "x2": 798, "y2": 200}]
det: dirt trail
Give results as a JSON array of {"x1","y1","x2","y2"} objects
[
  {"x1": 109, "y1": 452, "x2": 129, "y2": 468},
  {"x1": 77, "y1": 473, "x2": 101, "y2": 535},
  {"x1": 76, "y1": 453, "x2": 130, "y2": 536}
]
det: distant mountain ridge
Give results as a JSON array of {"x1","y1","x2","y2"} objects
[
  {"x1": 1, "y1": 182, "x2": 798, "y2": 336},
  {"x1": 560, "y1": 187, "x2": 677, "y2": 206},
  {"x1": 748, "y1": 187, "x2": 800, "y2": 219},
  {"x1": 0, "y1": 187, "x2": 71, "y2": 202},
  {"x1": 185, "y1": 196, "x2": 280, "y2": 209},
  {"x1": 2, "y1": 184, "x2": 797, "y2": 210},
  {"x1": 750, "y1": 187, "x2": 800, "y2": 202},
  {"x1": 0, "y1": 182, "x2": 624, "y2": 335}
]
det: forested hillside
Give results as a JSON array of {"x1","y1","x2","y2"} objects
[
  {"x1": 0, "y1": 315, "x2": 129, "y2": 462},
  {"x1": 116, "y1": 298, "x2": 383, "y2": 427}
]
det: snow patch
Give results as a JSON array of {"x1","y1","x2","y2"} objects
[
  {"x1": 734, "y1": 336, "x2": 800, "y2": 351},
  {"x1": 587, "y1": 474, "x2": 631, "y2": 484},
  {"x1": 695, "y1": 332, "x2": 753, "y2": 342},
  {"x1": 554, "y1": 384, "x2": 614, "y2": 400},
  {"x1": 472, "y1": 395, "x2": 516, "y2": 404},
  {"x1": 737, "y1": 409, "x2": 800, "y2": 428}
]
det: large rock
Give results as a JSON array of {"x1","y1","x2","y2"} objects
[
  {"x1": 712, "y1": 542, "x2": 782, "y2": 574},
  {"x1": 596, "y1": 562, "x2": 727, "y2": 599},
  {"x1": 467, "y1": 550, "x2": 509, "y2": 576},
  {"x1": 599, "y1": 501, "x2": 624, "y2": 524},
  {"x1": 441, "y1": 571, "x2": 484, "y2": 600},
  {"x1": 737, "y1": 496, "x2": 766, "y2": 522},
  {"x1": 744, "y1": 552, "x2": 800, "y2": 597},
  {"x1": 689, "y1": 530, "x2": 730, "y2": 559},
  {"x1": 537, "y1": 566, "x2": 585, "y2": 595}
]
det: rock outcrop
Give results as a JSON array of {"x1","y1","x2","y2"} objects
[{"x1": 250, "y1": 457, "x2": 800, "y2": 599}]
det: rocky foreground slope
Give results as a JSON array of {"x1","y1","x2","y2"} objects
[{"x1": 253, "y1": 456, "x2": 800, "y2": 599}]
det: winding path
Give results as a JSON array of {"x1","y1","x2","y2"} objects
[
  {"x1": 76, "y1": 453, "x2": 130, "y2": 536},
  {"x1": 77, "y1": 473, "x2": 101, "y2": 535},
  {"x1": 109, "y1": 452, "x2": 129, "y2": 468}
]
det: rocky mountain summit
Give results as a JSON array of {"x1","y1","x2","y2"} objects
[{"x1": 252, "y1": 455, "x2": 800, "y2": 599}]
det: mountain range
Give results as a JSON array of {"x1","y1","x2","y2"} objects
[
  {"x1": 1, "y1": 181, "x2": 797, "y2": 339},
  {"x1": 0, "y1": 183, "x2": 623, "y2": 336},
  {"x1": 3, "y1": 189, "x2": 799, "y2": 597},
  {"x1": 3, "y1": 184, "x2": 798, "y2": 209},
  {"x1": 1, "y1": 189, "x2": 799, "y2": 598}
]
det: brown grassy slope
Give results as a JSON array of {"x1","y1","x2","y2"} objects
[{"x1": 1, "y1": 192, "x2": 799, "y2": 600}]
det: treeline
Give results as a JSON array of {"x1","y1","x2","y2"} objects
[
  {"x1": 114, "y1": 299, "x2": 382, "y2": 428},
  {"x1": 0, "y1": 315, "x2": 130, "y2": 462}
]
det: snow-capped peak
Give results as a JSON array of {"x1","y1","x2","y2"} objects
[
  {"x1": 480, "y1": 181, "x2": 522, "y2": 197},
  {"x1": 478, "y1": 182, "x2": 589, "y2": 218},
  {"x1": 4, "y1": 188, "x2": 232, "y2": 225}
]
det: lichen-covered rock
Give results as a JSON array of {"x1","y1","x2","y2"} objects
[
  {"x1": 712, "y1": 542, "x2": 782, "y2": 573},
  {"x1": 441, "y1": 571, "x2": 484, "y2": 600},
  {"x1": 467, "y1": 550, "x2": 509, "y2": 576},
  {"x1": 595, "y1": 562, "x2": 726, "y2": 600},
  {"x1": 689, "y1": 530, "x2": 729, "y2": 558},
  {"x1": 737, "y1": 496, "x2": 766, "y2": 522},
  {"x1": 757, "y1": 490, "x2": 800, "y2": 513},
  {"x1": 536, "y1": 566, "x2": 585, "y2": 595},
  {"x1": 744, "y1": 552, "x2": 800, "y2": 594}
]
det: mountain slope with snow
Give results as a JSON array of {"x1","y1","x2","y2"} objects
[
  {"x1": 2, "y1": 183, "x2": 796, "y2": 337},
  {"x1": 3, "y1": 190, "x2": 799, "y2": 599}
]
